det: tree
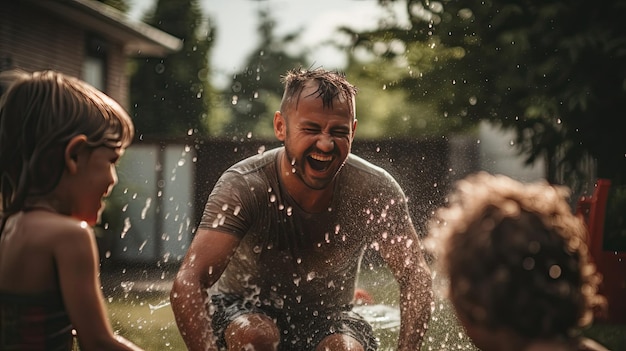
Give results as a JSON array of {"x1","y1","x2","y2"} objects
[
  {"x1": 341, "y1": 46, "x2": 467, "y2": 140},
  {"x1": 222, "y1": 8, "x2": 308, "y2": 140},
  {"x1": 346, "y1": 0, "x2": 626, "y2": 187},
  {"x1": 130, "y1": 0, "x2": 215, "y2": 138}
]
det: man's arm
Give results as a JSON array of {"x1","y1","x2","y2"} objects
[
  {"x1": 379, "y1": 227, "x2": 433, "y2": 351},
  {"x1": 170, "y1": 229, "x2": 240, "y2": 351}
]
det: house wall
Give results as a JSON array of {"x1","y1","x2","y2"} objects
[{"x1": 0, "y1": 1, "x2": 129, "y2": 108}]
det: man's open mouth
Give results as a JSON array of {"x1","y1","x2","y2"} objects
[{"x1": 307, "y1": 154, "x2": 332, "y2": 171}]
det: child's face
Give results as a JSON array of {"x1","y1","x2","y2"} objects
[{"x1": 72, "y1": 145, "x2": 122, "y2": 225}]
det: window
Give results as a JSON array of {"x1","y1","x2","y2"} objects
[{"x1": 82, "y1": 34, "x2": 107, "y2": 91}]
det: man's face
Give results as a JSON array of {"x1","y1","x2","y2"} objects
[{"x1": 274, "y1": 82, "x2": 357, "y2": 190}]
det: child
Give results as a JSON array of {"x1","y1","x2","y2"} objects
[
  {"x1": 0, "y1": 70, "x2": 144, "y2": 350},
  {"x1": 426, "y1": 172, "x2": 609, "y2": 351}
]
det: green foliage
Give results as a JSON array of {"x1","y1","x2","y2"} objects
[
  {"x1": 343, "y1": 47, "x2": 470, "y2": 139},
  {"x1": 130, "y1": 0, "x2": 215, "y2": 138},
  {"x1": 347, "y1": 0, "x2": 626, "y2": 185},
  {"x1": 221, "y1": 9, "x2": 308, "y2": 140}
]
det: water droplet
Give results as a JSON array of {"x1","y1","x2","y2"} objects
[
  {"x1": 522, "y1": 257, "x2": 535, "y2": 270},
  {"x1": 120, "y1": 218, "x2": 131, "y2": 238},
  {"x1": 549, "y1": 265, "x2": 562, "y2": 279},
  {"x1": 141, "y1": 198, "x2": 152, "y2": 219},
  {"x1": 149, "y1": 300, "x2": 171, "y2": 313}
]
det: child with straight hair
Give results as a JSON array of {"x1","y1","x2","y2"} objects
[{"x1": 0, "y1": 70, "x2": 144, "y2": 350}]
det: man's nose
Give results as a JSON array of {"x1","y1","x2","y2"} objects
[{"x1": 317, "y1": 133, "x2": 334, "y2": 152}]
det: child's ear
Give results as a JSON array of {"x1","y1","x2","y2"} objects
[{"x1": 64, "y1": 134, "x2": 88, "y2": 174}]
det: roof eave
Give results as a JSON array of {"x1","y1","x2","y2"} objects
[{"x1": 26, "y1": 0, "x2": 183, "y2": 57}]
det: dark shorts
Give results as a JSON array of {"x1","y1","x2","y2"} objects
[{"x1": 210, "y1": 293, "x2": 379, "y2": 351}]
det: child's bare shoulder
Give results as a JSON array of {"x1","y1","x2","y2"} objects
[{"x1": 21, "y1": 211, "x2": 95, "y2": 245}]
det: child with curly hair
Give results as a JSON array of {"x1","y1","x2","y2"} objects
[{"x1": 427, "y1": 172, "x2": 609, "y2": 351}]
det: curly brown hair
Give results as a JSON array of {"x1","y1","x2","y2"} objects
[{"x1": 426, "y1": 172, "x2": 605, "y2": 338}]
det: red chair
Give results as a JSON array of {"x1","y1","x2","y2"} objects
[{"x1": 576, "y1": 179, "x2": 626, "y2": 324}]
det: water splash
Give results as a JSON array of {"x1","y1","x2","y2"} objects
[{"x1": 149, "y1": 299, "x2": 171, "y2": 313}]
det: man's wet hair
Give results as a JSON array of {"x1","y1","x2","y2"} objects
[{"x1": 279, "y1": 67, "x2": 357, "y2": 118}]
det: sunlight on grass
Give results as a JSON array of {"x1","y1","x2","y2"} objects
[
  {"x1": 103, "y1": 264, "x2": 625, "y2": 351},
  {"x1": 107, "y1": 290, "x2": 185, "y2": 350},
  {"x1": 104, "y1": 264, "x2": 479, "y2": 351}
]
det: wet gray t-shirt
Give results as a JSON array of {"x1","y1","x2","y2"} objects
[{"x1": 199, "y1": 147, "x2": 414, "y2": 315}]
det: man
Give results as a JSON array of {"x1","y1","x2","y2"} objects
[{"x1": 170, "y1": 67, "x2": 433, "y2": 351}]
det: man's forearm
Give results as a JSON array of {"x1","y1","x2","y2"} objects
[
  {"x1": 170, "y1": 277, "x2": 215, "y2": 351},
  {"x1": 396, "y1": 270, "x2": 434, "y2": 351}
]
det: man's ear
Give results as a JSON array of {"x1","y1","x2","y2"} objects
[
  {"x1": 274, "y1": 111, "x2": 286, "y2": 141},
  {"x1": 351, "y1": 119, "x2": 358, "y2": 140},
  {"x1": 64, "y1": 134, "x2": 88, "y2": 174}
]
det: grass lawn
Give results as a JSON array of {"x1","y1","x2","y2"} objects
[
  {"x1": 104, "y1": 266, "x2": 626, "y2": 350},
  {"x1": 107, "y1": 291, "x2": 185, "y2": 350},
  {"x1": 106, "y1": 293, "x2": 477, "y2": 351}
]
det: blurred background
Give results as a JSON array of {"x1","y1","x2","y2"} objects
[{"x1": 2, "y1": 0, "x2": 625, "y2": 349}]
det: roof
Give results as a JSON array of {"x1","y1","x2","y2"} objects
[{"x1": 25, "y1": 0, "x2": 183, "y2": 57}]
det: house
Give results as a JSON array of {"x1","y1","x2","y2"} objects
[
  {"x1": 0, "y1": 0, "x2": 188, "y2": 266},
  {"x1": 0, "y1": 0, "x2": 182, "y2": 108}
]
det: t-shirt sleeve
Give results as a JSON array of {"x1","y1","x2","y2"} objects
[
  {"x1": 366, "y1": 170, "x2": 416, "y2": 237},
  {"x1": 197, "y1": 170, "x2": 256, "y2": 238}
]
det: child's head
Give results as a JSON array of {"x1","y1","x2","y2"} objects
[
  {"x1": 426, "y1": 172, "x2": 605, "y2": 344},
  {"x1": 0, "y1": 70, "x2": 134, "y2": 215}
]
